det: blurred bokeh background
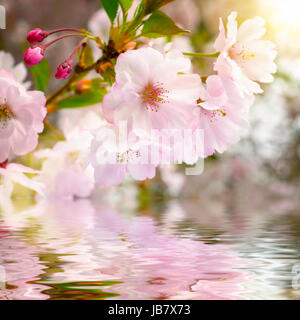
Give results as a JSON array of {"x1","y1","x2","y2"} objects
[{"x1": 1, "y1": 0, "x2": 300, "y2": 300}]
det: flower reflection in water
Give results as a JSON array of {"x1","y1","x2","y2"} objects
[{"x1": 0, "y1": 199, "x2": 250, "y2": 300}]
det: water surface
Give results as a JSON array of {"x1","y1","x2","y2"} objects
[{"x1": 1, "y1": 199, "x2": 300, "y2": 300}]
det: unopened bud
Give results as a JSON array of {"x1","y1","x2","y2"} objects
[
  {"x1": 27, "y1": 28, "x2": 48, "y2": 44},
  {"x1": 0, "y1": 160, "x2": 8, "y2": 169},
  {"x1": 55, "y1": 61, "x2": 73, "y2": 79},
  {"x1": 24, "y1": 45, "x2": 45, "y2": 66}
]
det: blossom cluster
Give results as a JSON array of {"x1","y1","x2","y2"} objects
[{"x1": 0, "y1": 0, "x2": 276, "y2": 206}]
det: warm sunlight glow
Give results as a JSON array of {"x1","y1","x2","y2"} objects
[
  {"x1": 261, "y1": 0, "x2": 300, "y2": 30},
  {"x1": 257, "y1": 0, "x2": 300, "y2": 51}
]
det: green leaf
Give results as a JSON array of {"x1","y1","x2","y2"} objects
[
  {"x1": 141, "y1": 11, "x2": 188, "y2": 38},
  {"x1": 30, "y1": 59, "x2": 51, "y2": 92},
  {"x1": 134, "y1": 0, "x2": 145, "y2": 19},
  {"x1": 100, "y1": 0, "x2": 119, "y2": 23},
  {"x1": 118, "y1": 0, "x2": 133, "y2": 13},
  {"x1": 144, "y1": 0, "x2": 175, "y2": 14},
  {"x1": 56, "y1": 79, "x2": 107, "y2": 109},
  {"x1": 56, "y1": 89, "x2": 107, "y2": 109},
  {"x1": 126, "y1": 0, "x2": 145, "y2": 30}
]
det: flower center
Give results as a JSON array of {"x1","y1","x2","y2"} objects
[
  {"x1": 117, "y1": 149, "x2": 141, "y2": 164},
  {"x1": 0, "y1": 103, "x2": 14, "y2": 129},
  {"x1": 229, "y1": 44, "x2": 255, "y2": 64},
  {"x1": 141, "y1": 82, "x2": 169, "y2": 112},
  {"x1": 201, "y1": 106, "x2": 227, "y2": 123}
]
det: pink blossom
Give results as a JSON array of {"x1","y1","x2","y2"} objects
[
  {"x1": 0, "y1": 51, "x2": 30, "y2": 88},
  {"x1": 35, "y1": 127, "x2": 95, "y2": 199},
  {"x1": 27, "y1": 28, "x2": 48, "y2": 44},
  {"x1": 214, "y1": 12, "x2": 277, "y2": 95},
  {"x1": 24, "y1": 45, "x2": 45, "y2": 66},
  {"x1": 102, "y1": 48, "x2": 202, "y2": 133},
  {"x1": 0, "y1": 70, "x2": 46, "y2": 162},
  {"x1": 194, "y1": 75, "x2": 254, "y2": 157},
  {"x1": 55, "y1": 61, "x2": 72, "y2": 79},
  {"x1": 148, "y1": 36, "x2": 194, "y2": 55},
  {"x1": 90, "y1": 124, "x2": 156, "y2": 187}
]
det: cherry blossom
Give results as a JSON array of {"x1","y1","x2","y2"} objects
[
  {"x1": 90, "y1": 123, "x2": 157, "y2": 187},
  {"x1": 35, "y1": 128, "x2": 95, "y2": 199},
  {"x1": 214, "y1": 11, "x2": 277, "y2": 95},
  {"x1": 148, "y1": 36, "x2": 194, "y2": 55},
  {"x1": 58, "y1": 107, "x2": 105, "y2": 136},
  {"x1": 0, "y1": 51, "x2": 30, "y2": 88},
  {"x1": 0, "y1": 5, "x2": 278, "y2": 196},
  {"x1": 0, "y1": 70, "x2": 46, "y2": 162},
  {"x1": 102, "y1": 47, "x2": 202, "y2": 133},
  {"x1": 193, "y1": 75, "x2": 254, "y2": 157}
]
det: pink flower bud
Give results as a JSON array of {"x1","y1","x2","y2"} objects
[
  {"x1": 24, "y1": 46, "x2": 45, "y2": 66},
  {"x1": 55, "y1": 61, "x2": 73, "y2": 79},
  {"x1": 27, "y1": 28, "x2": 48, "y2": 44}
]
